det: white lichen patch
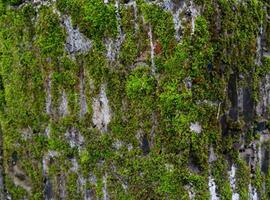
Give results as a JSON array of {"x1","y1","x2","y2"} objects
[
  {"x1": 190, "y1": 122, "x2": 202, "y2": 134},
  {"x1": 92, "y1": 85, "x2": 111, "y2": 132}
]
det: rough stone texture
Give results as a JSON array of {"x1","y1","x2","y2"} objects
[
  {"x1": 256, "y1": 74, "x2": 270, "y2": 118},
  {"x1": 2, "y1": 0, "x2": 270, "y2": 199},
  {"x1": 92, "y1": 85, "x2": 111, "y2": 132},
  {"x1": 59, "y1": 90, "x2": 69, "y2": 117},
  {"x1": 63, "y1": 16, "x2": 92, "y2": 55},
  {"x1": 208, "y1": 176, "x2": 219, "y2": 200},
  {"x1": 65, "y1": 127, "x2": 84, "y2": 150}
]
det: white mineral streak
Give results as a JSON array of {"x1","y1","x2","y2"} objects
[
  {"x1": 45, "y1": 125, "x2": 51, "y2": 138},
  {"x1": 70, "y1": 158, "x2": 79, "y2": 173},
  {"x1": 163, "y1": 0, "x2": 185, "y2": 41},
  {"x1": 105, "y1": 39, "x2": 115, "y2": 61},
  {"x1": 63, "y1": 16, "x2": 91, "y2": 55},
  {"x1": 172, "y1": 8, "x2": 182, "y2": 41},
  {"x1": 256, "y1": 35, "x2": 262, "y2": 66},
  {"x1": 105, "y1": 0, "x2": 125, "y2": 61},
  {"x1": 255, "y1": 25, "x2": 263, "y2": 66},
  {"x1": 249, "y1": 184, "x2": 258, "y2": 200},
  {"x1": 103, "y1": 173, "x2": 109, "y2": 200},
  {"x1": 59, "y1": 90, "x2": 68, "y2": 117},
  {"x1": 80, "y1": 69, "x2": 87, "y2": 117},
  {"x1": 190, "y1": 122, "x2": 202, "y2": 134},
  {"x1": 190, "y1": 1, "x2": 200, "y2": 34},
  {"x1": 258, "y1": 142, "x2": 262, "y2": 171},
  {"x1": 228, "y1": 165, "x2": 240, "y2": 200},
  {"x1": 148, "y1": 25, "x2": 156, "y2": 74},
  {"x1": 92, "y1": 85, "x2": 111, "y2": 132},
  {"x1": 208, "y1": 176, "x2": 219, "y2": 200}
]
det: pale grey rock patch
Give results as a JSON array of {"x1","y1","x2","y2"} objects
[
  {"x1": 209, "y1": 145, "x2": 217, "y2": 163},
  {"x1": 190, "y1": 122, "x2": 202, "y2": 134},
  {"x1": 208, "y1": 176, "x2": 219, "y2": 200},
  {"x1": 65, "y1": 127, "x2": 84, "y2": 150},
  {"x1": 148, "y1": 25, "x2": 156, "y2": 74},
  {"x1": 189, "y1": 0, "x2": 200, "y2": 34},
  {"x1": 59, "y1": 90, "x2": 69, "y2": 117},
  {"x1": 102, "y1": 173, "x2": 109, "y2": 200},
  {"x1": 92, "y1": 85, "x2": 111, "y2": 132},
  {"x1": 105, "y1": 0, "x2": 125, "y2": 61},
  {"x1": 63, "y1": 16, "x2": 92, "y2": 55},
  {"x1": 184, "y1": 184, "x2": 195, "y2": 200},
  {"x1": 45, "y1": 72, "x2": 52, "y2": 115},
  {"x1": 228, "y1": 165, "x2": 240, "y2": 200},
  {"x1": 249, "y1": 184, "x2": 258, "y2": 200},
  {"x1": 80, "y1": 69, "x2": 88, "y2": 117}
]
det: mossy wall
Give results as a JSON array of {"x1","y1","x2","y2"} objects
[{"x1": 0, "y1": 0, "x2": 270, "y2": 199}]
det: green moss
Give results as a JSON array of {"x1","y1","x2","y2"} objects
[
  {"x1": 126, "y1": 66, "x2": 155, "y2": 99},
  {"x1": 0, "y1": 0, "x2": 270, "y2": 199},
  {"x1": 57, "y1": 0, "x2": 117, "y2": 40},
  {"x1": 140, "y1": 2, "x2": 176, "y2": 57},
  {"x1": 35, "y1": 6, "x2": 65, "y2": 59}
]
